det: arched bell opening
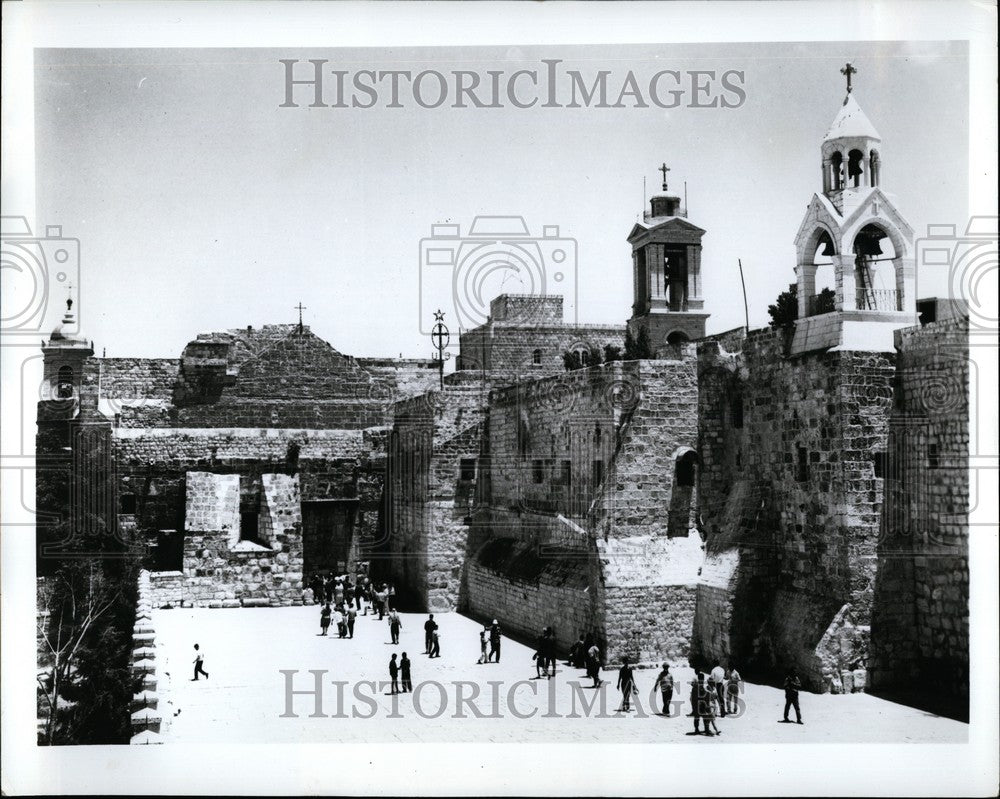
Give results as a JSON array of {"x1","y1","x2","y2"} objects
[{"x1": 853, "y1": 223, "x2": 900, "y2": 312}]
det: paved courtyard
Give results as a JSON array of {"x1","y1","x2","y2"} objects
[{"x1": 150, "y1": 606, "x2": 967, "y2": 744}]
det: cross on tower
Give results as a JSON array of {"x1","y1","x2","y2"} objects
[
  {"x1": 841, "y1": 62, "x2": 857, "y2": 95},
  {"x1": 659, "y1": 162, "x2": 671, "y2": 192},
  {"x1": 294, "y1": 302, "x2": 307, "y2": 333}
]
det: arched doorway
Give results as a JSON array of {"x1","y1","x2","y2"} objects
[{"x1": 667, "y1": 448, "x2": 698, "y2": 537}]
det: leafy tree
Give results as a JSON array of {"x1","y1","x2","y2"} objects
[
  {"x1": 603, "y1": 344, "x2": 623, "y2": 363},
  {"x1": 814, "y1": 287, "x2": 836, "y2": 315},
  {"x1": 768, "y1": 284, "x2": 799, "y2": 329},
  {"x1": 562, "y1": 350, "x2": 582, "y2": 371},
  {"x1": 624, "y1": 326, "x2": 653, "y2": 359}
]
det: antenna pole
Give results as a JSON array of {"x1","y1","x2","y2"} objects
[
  {"x1": 643, "y1": 176, "x2": 646, "y2": 216},
  {"x1": 738, "y1": 259, "x2": 750, "y2": 330},
  {"x1": 684, "y1": 181, "x2": 688, "y2": 216}
]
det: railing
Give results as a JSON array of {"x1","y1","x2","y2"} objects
[{"x1": 856, "y1": 288, "x2": 900, "y2": 312}]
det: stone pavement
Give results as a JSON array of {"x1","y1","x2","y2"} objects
[{"x1": 151, "y1": 605, "x2": 967, "y2": 744}]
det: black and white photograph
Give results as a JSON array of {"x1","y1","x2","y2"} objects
[{"x1": 1, "y1": 1, "x2": 997, "y2": 795}]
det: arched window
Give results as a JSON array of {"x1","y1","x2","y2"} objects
[
  {"x1": 848, "y1": 149, "x2": 865, "y2": 188},
  {"x1": 666, "y1": 331, "x2": 689, "y2": 346},
  {"x1": 532, "y1": 348, "x2": 542, "y2": 365},
  {"x1": 830, "y1": 151, "x2": 844, "y2": 190},
  {"x1": 676, "y1": 450, "x2": 698, "y2": 487},
  {"x1": 56, "y1": 365, "x2": 74, "y2": 399}
]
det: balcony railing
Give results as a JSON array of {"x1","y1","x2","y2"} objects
[{"x1": 856, "y1": 288, "x2": 900, "y2": 312}]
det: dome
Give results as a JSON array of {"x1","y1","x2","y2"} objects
[
  {"x1": 824, "y1": 94, "x2": 881, "y2": 142},
  {"x1": 48, "y1": 298, "x2": 88, "y2": 346}
]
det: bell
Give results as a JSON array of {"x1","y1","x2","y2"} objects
[{"x1": 820, "y1": 236, "x2": 836, "y2": 257}]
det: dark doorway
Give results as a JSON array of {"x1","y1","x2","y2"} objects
[{"x1": 302, "y1": 501, "x2": 358, "y2": 575}]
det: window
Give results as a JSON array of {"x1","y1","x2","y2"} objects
[
  {"x1": 532, "y1": 349, "x2": 542, "y2": 365},
  {"x1": 56, "y1": 365, "x2": 74, "y2": 399},
  {"x1": 532, "y1": 459, "x2": 545, "y2": 484},
  {"x1": 562, "y1": 460, "x2": 572, "y2": 486},
  {"x1": 592, "y1": 459, "x2": 603, "y2": 486},
  {"x1": 928, "y1": 443, "x2": 939, "y2": 469},
  {"x1": 240, "y1": 510, "x2": 259, "y2": 540},
  {"x1": 795, "y1": 447, "x2": 810, "y2": 482},
  {"x1": 459, "y1": 458, "x2": 477, "y2": 482},
  {"x1": 120, "y1": 494, "x2": 137, "y2": 514},
  {"x1": 731, "y1": 394, "x2": 744, "y2": 429},
  {"x1": 676, "y1": 452, "x2": 697, "y2": 487}
]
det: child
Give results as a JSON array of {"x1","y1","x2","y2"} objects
[{"x1": 478, "y1": 629, "x2": 488, "y2": 664}]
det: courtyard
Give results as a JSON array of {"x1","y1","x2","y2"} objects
[{"x1": 149, "y1": 606, "x2": 967, "y2": 744}]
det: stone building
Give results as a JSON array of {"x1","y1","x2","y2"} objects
[
  {"x1": 36, "y1": 319, "x2": 439, "y2": 605},
  {"x1": 36, "y1": 76, "x2": 968, "y2": 708}
]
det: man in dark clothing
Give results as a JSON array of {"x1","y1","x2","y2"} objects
[
  {"x1": 489, "y1": 620, "x2": 502, "y2": 663},
  {"x1": 346, "y1": 605, "x2": 357, "y2": 638},
  {"x1": 192, "y1": 644, "x2": 209, "y2": 681},
  {"x1": 424, "y1": 615, "x2": 437, "y2": 654},
  {"x1": 388, "y1": 654, "x2": 400, "y2": 694},
  {"x1": 400, "y1": 653, "x2": 412, "y2": 692},
  {"x1": 388, "y1": 610, "x2": 402, "y2": 645},
  {"x1": 616, "y1": 658, "x2": 636, "y2": 712},
  {"x1": 783, "y1": 669, "x2": 803, "y2": 724},
  {"x1": 429, "y1": 630, "x2": 441, "y2": 658}
]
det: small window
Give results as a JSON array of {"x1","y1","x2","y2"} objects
[
  {"x1": 459, "y1": 458, "x2": 477, "y2": 482},
  {"x1": 594, "y1": 425, "x2": 602, "y2": 445},
  {"x1": 676, "y1": 452, "x2": 697, "y2": 487},
  {"x1": 592, "y1": 459, "x2": 603, "y2": 486},
  {"x1": 532, "y1": 459, "x2": 545, "y2": 484},
  {"x1": 532, "y1": 349, "x2": 542, "y2": 365},
  {"x1": 240, "y1": 510, "x2": 259, "y2": 541},
  {"x1": 731, "y1": 394, "x2": 744, "y2": 429},
  {"x1": 795, "y1": 447, "x2": 810, "y2": 482},
  {"x1": 120, "y1": 494, "x2": 137, "y2": 514},
  {"x1": 562, "y1": 460, "x2": 572, "y2": 486},
  {"x1": 56, "y1": 365, "x2": 74, "y2": 399},
  {"x1": 928, "y1": 443, "x2": 939, "y2": 469}
]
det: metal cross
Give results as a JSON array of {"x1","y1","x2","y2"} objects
[
  {"x1": 659, "y1": 163, "x2": 671, "y2": 191},
  {"x1": 841, "y1": 62, "x2": 857, "y2": 94},
  {"x1": 295, "y1": 302, "x2": 307, "y2": 332},
  {"x1": 431, "y1": 310, "x2": 450, "y2": 390}
]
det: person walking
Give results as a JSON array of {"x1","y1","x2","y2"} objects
[
  {"x1": 542, "y1": 627, "x2": 557, "y2": 677},
  {"x1": 400, "y1": 652, "x2": 412, "y2": 692},
  {"x1": 423, "y1": 614, "x2": 438, "y2": 654},
  {"x1": 655, "y1": 663, "x2": 674, "y2": 716},
  {"x1": 387, "y1": 583, "x2": 397, "y2": 611},
  {"x1": 319, "y1": 603, "x2": 331, "y2": 636},
  {"x1": 388, "y1": 609, "x2": 402, "y2": 644},
  {"x1": 783, "y1": 668, "x2": 803, "y2": 724},
  {"x1": 710, "y1": 659, "x2": 728, "y2": 717},
  {"x1": 587, "y1": 642, "x2": 602, "y2": 688},
  {"x1": 428, "y1": 629, "x2": 441, "y2": 658},
  {"x1": 346, "y1": 604, "x2": 357, "y2": 639},
  {"x1": 488, "y1": 620, "x2": 502, "y2": 663},
  {"x1": 377, "y1": 585, "x2": 388, "y2": 620},
  {"x1": 388, "y1": 653, "x2": 400, "y2": 695},
  {"x1": 333, "y1": 607, "x2": 345, "y2": 639},
  {"x1": 616, "y1": 658, "x2": 636, "y2": 712},
  {"x1": 477, "y1": 628, "x2": 488, "y2": 664},
  {"x1": 690, "y1": 671, "x2": 702, "y2": 725},
  {"x1": 702, "y1": 676, "x2": 721, "y2": 736},
  {"x1": 726, "y1": 666, "x2": 742, "y2": 715},
  {"x1": 324, "y1": 575, "x2": 334, "y2": 605},
  {"x1": 192, "y1": 644, "x2": 209, "y2": 681}
]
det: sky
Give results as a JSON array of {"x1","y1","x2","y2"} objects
[{"x1": 33, "y1": 40, "x2": 968, "y2": 360}]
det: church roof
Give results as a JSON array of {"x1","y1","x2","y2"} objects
[{"x1": 824, "y1": 94, "x2": 881, "y2": 142}]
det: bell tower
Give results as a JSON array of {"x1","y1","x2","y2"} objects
[
  {"x1": 792, "y1": 64, "x2": 918, "y2": 354},
  {"x1": 627, "y1": 163, "x2": 708, "y2": 346}
]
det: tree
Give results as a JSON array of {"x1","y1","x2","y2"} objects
[
  {"x1": 603, "y1": 344, "x2": 623, "y2": 363},
  {"x1": 814, "y1": 287, "x2": 836, "y2": 315},
  {"x1": 562, "y1": 350, "x2": 583, "y2": 371},
  {"x1": 625, "y1": 326, "x2": 653, "y2": 359},
  {"x1": 768, "y1": 284, "x2": 799, "y2": 329}
]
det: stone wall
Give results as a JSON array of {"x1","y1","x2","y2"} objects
[
  {"x1": 869, "y1": 315, "x2": 969, "y2": 702},
  {"x1": 386, "y1": 382, "x2": 485, "y2": 610},
  {"x1": 692, "y1": 326, "x2": 897, "y2": 691}
]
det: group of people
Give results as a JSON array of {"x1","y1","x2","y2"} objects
[
  {"x1": 532, "y1": 626, "x2": 558, "y2": 678},
  {"x1": 567, "y1": 634, "x2": 604, "y2": 688},
  {"x1": 687, "y1": 661, "x2": 743, "y2": 735},
  {"x1": 309, "y1": 572, "x2": 399, "y2": 620},
  {"x1": 477, "y1": 620, "x2": 502, "y2": 664},
  {"x1": 387, "y1": 652, "x2": 413, "y2": 694}
]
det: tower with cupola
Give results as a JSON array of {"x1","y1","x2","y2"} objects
[
  {"x1": 792, "y1": 63, "x2": 918, "y2": 353},
  {"x1": 627, "y1": 163, "x2": 709, "y2": 347}
]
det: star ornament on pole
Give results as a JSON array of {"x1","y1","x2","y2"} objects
[{"x1": 431, "y1": 310, "x2": 451, "y2": 390}]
